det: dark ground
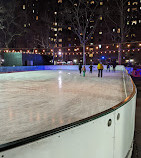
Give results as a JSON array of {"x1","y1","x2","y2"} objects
[{"x1": 132, "y1": 77, "x2": 141, "y2": 158}]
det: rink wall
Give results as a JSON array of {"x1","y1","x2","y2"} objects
[
  {"x1": 0, "y1": 65, "x2": 124, "y2": 73},
  {"x1": 0, "y1": 67, "x2": 136, "y2": 158}
]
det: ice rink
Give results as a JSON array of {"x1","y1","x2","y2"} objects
[{"x1": 0, "y1": 70, "x2": 125, "y2": 145}]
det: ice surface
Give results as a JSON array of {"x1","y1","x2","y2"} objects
[{"x1": 0, "y1": 70, "x2": 125, "y2": 144}]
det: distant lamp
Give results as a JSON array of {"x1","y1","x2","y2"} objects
[
  {"x1": 73, "y1": 59, "x2": 77, "y2": 63},
  {"x1": 58, "y1": 51, "x2": 61, "y2": 55},
  {"x1": 99, "y1": 44, "x2": 102, "y2": 49}
]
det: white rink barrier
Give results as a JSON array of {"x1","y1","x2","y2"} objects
[{"x1": 0, "y1": 67, "x2": 136, "y2": 158}]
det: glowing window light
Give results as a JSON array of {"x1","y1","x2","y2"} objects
[
  {"x1": 133, "y1": 49, "x2": 135, "y2": 51},
  {"x1": 43, "y1": 50, "x2": 45, "y2": 52},
  {"x1": 101, "y1": 52, "x2": 102, "y2": 54},
  {"x1": 68, "y1": 49, "x2": 70, "y2": 51},
  {"x1": 35, "y1": 50, "x2": 38, "y2": 53},
  {"x1": 105, "y1": 51, "x2": 107, "y2": 53},
  {"x1": 96, "y1": 52, "x2": 98, "y2": 54},
  {"x1": 138, "y1": 49, "x2": 140, "y2": 51},
  {"x1": 116, "y1": 45, "x2": 119, "y2": 48},
  {"x1": 113, "y1": 51, "x2": 115, "y2": 53},
  {"x1": 123, "y1": 50, "x2": 125, "y2": 52},
  {"x1": 96, "y1": 46, "x2": 98, "y2": 49},
  {"x1": 51, "y1": 49, "x2": 53, "y2": 52},
  {"x1": 77, "y1": 48, "x2": 79, "y2": 51},
  {"x1": 65, "y1": 53, "x2": 67, "y2": 55},
  {"x1": 86, "y1": 47, "x2": 89, "y2": 50},
  {"x1": 139, "y1": 43, "x2": 141, "y2": 46},
  {"x1": 127, "y1": 44, "x2": 130, "y2": 47},
  {"x1": 99, "y1": 45, "x2": 102, "y2": 49},
  {"x1": 59, "y1": 49, "x2": 61, "y2": 51},
  {"x1": 128, "y1": 50, "x2": 130, "y2": 52},
  {"x1": 12, "y1": 50, "x2": 15, "y2": 52},
  {"x1": 106, "y1": 46, "x2": 109, "y2": 49},
  {"x1": 58, "y1": 51, "x2": 61, "y2": 55}
]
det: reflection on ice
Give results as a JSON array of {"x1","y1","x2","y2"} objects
[{"x1": 58, "y1": 76, "x2": 62, "y2": 89}]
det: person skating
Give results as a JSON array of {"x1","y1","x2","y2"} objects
[
  {"x1": 79, "y1": 63, "x2": 82, "y2": 75},
  {"x1": 97, "y1": 62, "x2": 104, "y2": 77},
  {"x1": 112, "y1": 61, "x2": 117, "y2": 72},
  {"x1": 82, "y1": 65, "x2": 86, "y2": 77},
  {"x1": 106, "y1": 62, "x2": 110, "y2": 72},
  {"x1": 89, "y1": 64, "x2": 93, "y2": 73}
]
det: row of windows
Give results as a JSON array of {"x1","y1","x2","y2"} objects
[{"x1": 127, "y1": 20, "x2": 141, "y2": 25}]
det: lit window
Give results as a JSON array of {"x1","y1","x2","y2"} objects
[
  {"x1": 99, "y1": 16, "x2": 102, "y2": 20},
  {"x1": 54, "y1": 12, "x2": 57, "y2": 15},
  {"x1": 28, "y1": 23, "x2": 30, "y2": 26},
  {"x1": 90, "y1": 20, "x2": 94, "y2": 23},
  {"x1": 113, "y1": 28, "x2": 115, "y2": 32},
  {"x1": 59, "y1": 39, "x2": 62, "y2": 42},
  {"x1": 58, "y1": 28, "x2": 62, "y2": 31},
  {"x1": 100, "y1": 2, "x2": 103, "y2": 5},
  {"x1": 23, "y1": 5, "x2": 25, "y2": 10},
  {"x1": 68, "y1": 27, "x2": 71, "y2": 30},
  {"x1": 51, "y1": 38, "x2": 53, "y2": 41},
  {"x1": 54, "y1": 28, "x2": 57, "y2": 31},
  {"x1": 74, "y1": 3, "x2": 77, "y2": 6},
  {"x1": 54, "y1": 22, "x2": 57, "y2": 26},
  {"x1": 127, "y1": 8, "x2": 130, "y2": 12},
  {"x1": 90, "y1": 1, "x2": 94, "y2": 4},
  {"x1": 24, "y1": 24, "x2": 26, "y2": 27},
  {"x1": 127, "y1": 21, "x2": 130, "y2": 25},
  {"x1": 58, "y1": 44, "x2": 62, "y2": 47},
  {"x1": 90, "y1": 48, "x2": 93, "y2": 51},
  {"x1": 131, "y1": 34, "x2": 136, "y2": 37},
  {"x1": 33, "y1": 10, "x2": 34, "y2": 13},
  {"x1": 132, "y1": 8, "x2": 137, "y2": 11},
  {"x1": 117, "y1": 28, "x2": 120, "y2": 33},
  {"x1": 80, "y1": 33, "x2": 83, "y2": 35},
  {"x1": 139, "y1": 20, "x2": 141, "y2": 23},
  {"x1": 132, "y1": 20, "x2": 137, "y2": 25},
  {"x1": 58, "y1": 0, "x2": 62, "y2": 3},
  {"x1": 140, "y1": 7, "x2": 141, "y2": 10},
  {"x1": 36, "y1": 16, "x2": 38, "y2": 20},
  {"x1": 91, "y1": 37, "x2": 93, "y2": 39},
  {"x1": 99, "y1": 32, "x2": 102, "y2": 34},
  {"x1": 55, "y1": 34, "x2": 57, "y2": 37},
  {"x1": 128, "y1": 1, "x2": 130, "y2": 5},
  {"x1": 132, "y1": 2, "x2": 138, "y2": 5}
]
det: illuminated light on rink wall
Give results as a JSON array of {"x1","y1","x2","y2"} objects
[{"x1": 0, "y1": 66, "x2": 136, "y2": 158}]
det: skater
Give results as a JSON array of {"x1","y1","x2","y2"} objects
[
  {"x1": 82, "y1": 65, "x2": 86, "y2": 77},
  {"x1": 112, "y1": 61, "x2": 117, "y2": 72},
  {"x1": 89, "y1": 64, "x2": 93, "y2": 73},
  {"x1": 97, "y1": 62, "x2": 103, "y2": 77},
  {"x1": 79, "y1": 63, "x2": 82, "y2": 75},
  {"x1": 106, "y1": 62, "x2": 110, "y2": 72}
]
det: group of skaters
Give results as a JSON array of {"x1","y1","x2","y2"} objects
[{"x1": 79, "y1": 61, "x2": 117, "y2": 77}]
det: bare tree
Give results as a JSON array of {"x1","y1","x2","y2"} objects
[
  {"x1": 63, "y1": 0, "x2": 100, "y2": 65},
  {"x1": 104, "y1": 0, "x2": 131, "y2": 64},
  {"x1": 0, "y1": 0, "x2": 27, "y2": 48}
]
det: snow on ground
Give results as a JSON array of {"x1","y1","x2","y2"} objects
[{"x1": 0, "y1": 70, "x2": 125, "y2": 144}]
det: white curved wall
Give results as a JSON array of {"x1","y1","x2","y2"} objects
[{"x1": 0, "y1": 66, "x2": 136, "y2": 158}]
